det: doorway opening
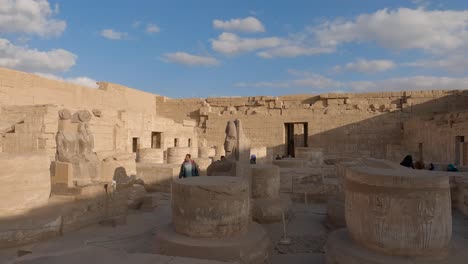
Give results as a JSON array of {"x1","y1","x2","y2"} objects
[
  {"x1": 132, "y1": 137, "x2": 140, "y2": 153},
  {"x1": 284, "y1": 122, "x2": 308, "y2": 157},
  {"x1": 455, "y1": 136, "x2": 465, "y2": 166},
  {"x1": 151, "y1": 132, "x2": 162, "y2": 148}
]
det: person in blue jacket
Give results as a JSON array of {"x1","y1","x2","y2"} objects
[{"x1": 179, "y1": 154, "x2": 200, "y2": 178}]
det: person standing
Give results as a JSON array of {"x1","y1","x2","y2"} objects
[{"x1": 179, "y1": 154, "x2": 200, "y2": 178}]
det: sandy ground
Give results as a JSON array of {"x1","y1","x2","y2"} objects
[{"x1": 0, "y1": 194, "x2": 467, "y2": 264}]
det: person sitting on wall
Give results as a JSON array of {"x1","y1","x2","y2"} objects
[
  {"x1": 400, "y1": 155, "x2": 415, "y2": 169},
  {"x1": 275, "y1": 154, "x2": 282, "y2": 160},
  {"x1": 447, "y1": 164, "x2": 459, "y2": 172},
  {"x1": 179, "y1": 154, "x2": 200, "y2": 178},
  {"x1": 414, "y1": 161, "x2": 425, "y2": 170},
  {"x1": 250, "y1": 154, "x2": 257, "y2": 164},
  {"x1": 429, "y1": 163, "x2": 435, "y2": 171}
]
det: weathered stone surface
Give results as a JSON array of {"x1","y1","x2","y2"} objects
[
  {"x1": 138, "y1": 148, "x2": 164, "y2": 163},
  {"x1": 251, "y1": 165, "x2": 280, "y2": 199},
  {"x1": 155, "y1": 222, "x2": 269, "y2": 264},
  {"x1": 193, "y1": 157, "x2": 212, "y2": 176},
  {"x1": 136, "y1": 163, "x2": 179, "y2": 192},
  {"x1": 325, "y1": 229, "x2": 468, "y2": 264},
  {"x1": 167, "y1": 147, "x2": 191, "y2": 164},
  {"x1": 100, "y1": 152, "x2": 136, "y2": 182},
  {"x1": 345, "y1": 166, "x2": 452, "y2": 257},
  {"x1": 198, "y1": 147, "x2": 214, "y2": 158},
  {"x1": 456, "y1": 177, "x2": 468, "y2": 217},
  {"x1": 127, "y1": 184, "x2": 147, "y2": 209},
  {"x1": 0, "y1": 152, "x2": 51, "y2": 217},
  {"x1": 172, "y1": 176, "x2": 250, "y2": 238},
  {"x1": 296, "y1": 147, "x2": 324, "y2": 166}
]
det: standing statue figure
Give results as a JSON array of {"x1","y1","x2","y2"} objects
[
  {"x1": 76, "y1": 110, "x2": 99, "y2": 181},
  {"x1": 56, "y1": 109, "x2": 78, "y2": 163},
  {"x1": 224, "y1": 120, "x2": 238, "y2": 160},
  {"x1": 55, "y1": 109, "x2": 100, "y2": 186}
]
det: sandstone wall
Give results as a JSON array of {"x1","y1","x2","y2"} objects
[
  {"x1": 157, "y1": 90, "x2": 466, "y2": 160},
  {"x1": 0, "y1": 68, "x2": 198, "y2": 161}
]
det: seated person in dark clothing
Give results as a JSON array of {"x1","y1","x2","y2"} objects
[
  {"x1": 400, "y1": 155, "x2": 415, "y2": 169},
  {"x1": 447, "y1": 164, "x2": 459, "y2": 172},
  {"x1": 275, "y1": 154, "x2": 282, "y2": 160}
]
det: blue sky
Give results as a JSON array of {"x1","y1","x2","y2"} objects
[{"x1": 1, "y1": 0, "x2": 468, "y2": 98}]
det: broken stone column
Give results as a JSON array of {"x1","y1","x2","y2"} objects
[
  {"x1": 326, "y1": 160, "x2": 360, "y2": 229},
  {"x1": 250, "y1": 165, "x2": 291, "y2": 223},
  {"x1": 325, "y1": 166, "x2": 468, "y2": 264},
  {"x1": 155, "y1": 176, "x2": 270, "y2": 263},
  {"x1": 193, "y1": 157, "x2": 212, "y2": 176},
  {"x1": 456, "y1": 177, "x2": 468, "y2": 217},
  {"x1": 138, "y1": 148, "x2": 164, "y2": 163},
  {"x1": 167, "y1": 147, "x2": 191, "y2": 164},
  {"x1": 198, "y1": 147, "x2": 214, "y2": 158}
]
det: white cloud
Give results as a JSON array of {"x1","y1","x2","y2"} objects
[
  {"x1": 349, "y1": 76, "x2": 468, "y2": 92},
  {"x1": 213, "y1": 17, "x2": 265, "y2": 33},
  {"x1": 0, "y1": 0, "x2": 66, "y2": 37},
  {"x1": 314, "y1": 8, "x2": 468, "y2": 53},
  {"x1": 163, "y1": 52, "x2": 219, "y2": 66},
  {"x1": 257, "y1": 45, "x2": 335, "y2": 58},
  {"x1": 35, "y1": 72, "x2": 98, "y2": 89},
  {"x1": 100, "y1": 29, "x2": 127, "y2": 40},
  {"x1": 334, "y1": 59, "x2": 396, "y2": 73},
  {"x1": 0, "y1": 38, "x2": 76, "y2": 73},
  {"x1": 235, "y1": 70, "x2": 342, "y2": 89},
  {"x1": 145, "y1": 23, "x2": 160, "y2": 34},
  {"x1": 132, "y1": 20, "x2": 142, "y2": 28},
  {"x1": 235, "y1": 68, "x2": 468, "y2": 92},
  {"x1": 402, "y1": 56, "x2": 468, "y2": 73},
  {"x1": 211, "y1": 32, "x2": 281, "y2": 55}
]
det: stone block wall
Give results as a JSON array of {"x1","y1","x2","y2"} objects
[{"x1": 157, "y1": 90, "x2": 466, "y2": 161}]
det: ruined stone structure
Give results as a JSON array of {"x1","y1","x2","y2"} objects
[
  {"x1": 155, "y1": 176, "x2": 270, "y2": 263},
  {"x1": 325, "y1": 162, "x2": 468, "y2": 264},
  {"x1": 0, "y1": 67, "x2": 468, "y2": 263},
  {"x1": 250, "y1": 165, "x2": 291, "y2": 223}
]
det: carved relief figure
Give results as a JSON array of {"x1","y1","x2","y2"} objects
[
  {"x1": 76, "y1": 110, "x2": 99, "y2": 181},
  {"x1": 56, "y1": 109, "x2": 78, "y2": 163},
  {"x1": 56, "y1": 109, "x2": 100, "y2": 185}
]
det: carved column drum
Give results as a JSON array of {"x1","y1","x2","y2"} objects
[
  {"x1": 251, "y1": 165, "x2": 280, "y2": 200},
  {"x1": 138, "y1": 148, "x2": 164, "y2": 163},
  {"x1": 344, "y1": 166, "x2": 452, "y2": 257},
  {"x1": 167, "y1": 147, "x2": 191, "y2": 164},
  {"x1": 172, "y1": 176, "x2": 250, "y2": 238}
]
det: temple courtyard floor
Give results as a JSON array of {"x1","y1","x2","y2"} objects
[{"x1": 1, "y1": 194, "x2": 467, "y2": 264}]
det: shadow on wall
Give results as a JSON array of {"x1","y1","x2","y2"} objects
[
  {"x1": 0, "y1": 163, "x2": 145, "y2": 249},
  {"x1": 1, "y1": 90, "x2": 468, "y2": 250},
  {"x1": 261, "y1": 90, "x2": 468, "y2": 165}
]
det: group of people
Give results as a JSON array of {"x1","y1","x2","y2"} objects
[{"x1": 400, "y1": 155, "x2": 459, "y2": 172}]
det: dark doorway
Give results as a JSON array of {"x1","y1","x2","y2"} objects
[
  {"x1": 132, "y1": 137, "x2": 140, "y2": 153},
  {"x1": 455, "y1": 136, "x2": 465, "y2": 166},
  {"x1": 418, "y1": 143, "x2": 423, "y2": 163},
  {"x1": 285, "y1": 122, "x2": 308, "y2": 157},
  {"x1": 151, "y1": 132, "x2": 162, "y2": 148}
]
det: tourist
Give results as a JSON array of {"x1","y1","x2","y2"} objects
[
  {"x1": 429, "y1": 163, "x2": 435, "y2": 171},
  {"x1": 250, "y1": 154, "x2": 257, "y2": 164},
  {"x1": 414, "y1": 161, "x2": 425, "y2": 170},
  {"x1": 400, "y1": 155, "x2": 415, "y2": 169},
  {"x1": 275, "y1": 154, "x2": 282, "y2": 160},
  {"x1": 447, "y1": 164, "x2": 459, "y2": 172},
  {"x1": 220, "y1": 155, "x2": 226, "y2": 161},
  {"x1": 179, "y1": 154, "x2": 200, "y2": 178}
]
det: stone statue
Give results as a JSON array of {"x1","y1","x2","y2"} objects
[
  {"x1": 224, "y1": 120, "x2": 238, "y2": 160},
  {"x1": 56, "y1": 109, "x2": 78, "y2": 163},
  {"x1": 55, "y1": 109, "x2": 99, "y2": 185},
  {"x1": 76, "y1": 110, "x2": 99, "y2": 181}
]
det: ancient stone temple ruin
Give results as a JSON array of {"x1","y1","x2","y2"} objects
[{"x1": 0, "y1": 66, "x2": 467, "y2": 264}]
